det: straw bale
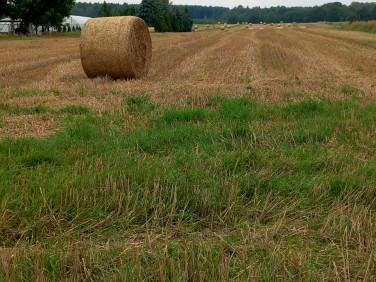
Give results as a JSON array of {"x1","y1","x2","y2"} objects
[
  {"x1": 206, "y1": 24, "x2": 210, "y2": 28},
  {"x1": 221, "y1": 26, "x2": 225, "y2": 30},
  {"x1": 80, "y1": 16, "x2": 152, "y2": 79},
  {"x1": 148, "y1": 27, "x2": 155, "y2": 33},
  {"x1": 194, "y1": 25, "x2": 198, "y2": 29}
]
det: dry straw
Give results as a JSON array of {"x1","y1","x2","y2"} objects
[
  {"x1": 148, "y1": 27, "x2": 155, "y2": 33},
  {"x1": 221, "y1": 26, "x2": 225, "y2": 30},
  {"x1": 80, "y1": 16, "x2": 152, "y2": 79}
]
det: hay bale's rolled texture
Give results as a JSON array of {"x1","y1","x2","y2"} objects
[
  {"x1": 148, "y1": 27, "x2": 155, "y2": 33},
  {"x1": 80, "y1": 16, "x2": 152, "y2": 79},
  {"x1": 221, "y1": 26, "x2": 225, "y2": 30}
]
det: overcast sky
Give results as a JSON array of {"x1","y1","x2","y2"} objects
[{"x1": 81, "y1": 0, "x2": 372, "y2": 9}]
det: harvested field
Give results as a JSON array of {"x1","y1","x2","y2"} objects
[
  {"x1": 0, "y1": 23, "x2": 376, "y2": 280},
  {"x1": 1, "y1": 24, "x2": 375, "y2": 138}
]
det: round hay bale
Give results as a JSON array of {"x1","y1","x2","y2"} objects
[
  {"x1": 277, "y1": 23, "x2": 281, "y2": 27},
  {"x1": 206, "y1": 24, "x2": 210, "y2": 28},
  {"x1": 194, "y1": 25, "x2": 198, "y2": 30},
  {"x1": 80, "y1": 16, "x2": 152, "y2": 79},
  {"x1": 148, "y1": 27, "x2": 155, "y2": 33},
  {"x1": 287, "y1": 24, "x2": 291, "y2": 27},
  {"x1": 221, "y1": 26, "x2": 225, "y2": 30},
  {"x1": 245, "y1": 25, "x2": 249, "y2": 29},
  {"x1": 218, "y1": 22, "x2": 221, "y2": 25}
]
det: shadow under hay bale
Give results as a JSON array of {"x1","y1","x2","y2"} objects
[{"x1": 80, "y1": 16, "x2": 152, "y2": 79}]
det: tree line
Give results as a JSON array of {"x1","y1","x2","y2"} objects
[
  {"x1": 224, "y1": 2, "x2": 376, "y2": 24},
  {"x1": 72, "y1": 1, "x2": 376, "y2": 24},
  {"x1": 84, "y1": 0, "x2": 193, "y2": 32}
]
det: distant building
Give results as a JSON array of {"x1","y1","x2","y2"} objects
[{"x1": 0, "y1": 18, "x2": 21, "y2": 33}]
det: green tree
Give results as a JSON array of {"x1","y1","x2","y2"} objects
[
  {"x1": 139, "y1": 0, "x2": 159, "y2": 28},
  {"x1": 0, "y1": 0, "x2": 8, "y2": 18},
  {"x1": 357, "y1": 6, "x2": 371, "y2": 21},
  {"x1": 9, "y1": 0, "x2": 75, "y2": 34},
  {"x1": 98, "y1": 1, "x2": 112, "y2": 17},
  {"x1": 170, "y1": 12, "x2": 180, "y2": 31},
  {"x1": 164, "y1": 12, "x2": 172, "y2": 31},
  {"x1": 181, "y1": 6, "x2": 193, "y2": 32},
  {"x1": 372, "y1": 6, "x2": 376, "y2": 20},
  {"x1": 156, "y1": 11, "x2": 168, "y2": 32}
]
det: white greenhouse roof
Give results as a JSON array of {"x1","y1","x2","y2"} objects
[{"x1": 63, "y1": 15, "x2": 92, "y2": 29}]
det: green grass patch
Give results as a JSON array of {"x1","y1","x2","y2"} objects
[
  {"x1": 60, "y1": 105, "x2": 92, "y2": 115},
  {"x1": 0, "y1": 103, "x2": 54, "y2": 114},
  {"x1": 0, "y1": 35, "x2": 33, "y2": 41},
  {"x1": 1, "y1": 96, "x2": 376, "y2": 279},
  {"x1": 332, "y1": 21, "x2": 376, "y2": 34}
]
